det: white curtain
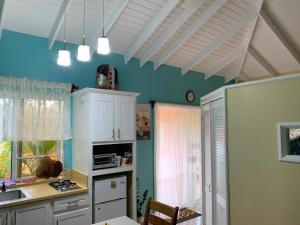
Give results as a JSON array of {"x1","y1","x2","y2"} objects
[
  {"x1": 0, "y1": 76, "x2": 72, "y2": 141},
  {"x1": 155, "y1": 103, "x2": 201, "y2": 211}
]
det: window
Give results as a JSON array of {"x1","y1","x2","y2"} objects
[
  {"x1": 154, "y1": 103, "x2": 201, "y2": 211},
  {"x1": 0, "y1": 140, "x2": 62, "y2": 179},
  {"x1": 0, "y1": 76, "x2": 71, "y2": 180},
  {"x1": 278, "y1": 122, "x2": 300, "y2": 163}
]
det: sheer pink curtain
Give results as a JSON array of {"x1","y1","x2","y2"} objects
[{"x1": 155, "y1": 103, "x2": 201, "y2": 211}]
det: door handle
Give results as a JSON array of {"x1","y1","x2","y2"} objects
[
  {"x1": 208, "y1": 185, "x2": 213, "y2": 192},
  {"x1": 118, "y1": 128, "x2": 120, "y2": 139},
  {"x1": 112, "y1": 128, "x2": 115, "y2": 139}
]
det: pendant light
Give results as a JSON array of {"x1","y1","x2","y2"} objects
[
  {"x1": 97, "y1": 0, "x2": 110, "y2": 55},
  {"x1": 57, "y1": 0, "x2": 71, "y2": 66},
  {"x1": 77, "y1": 0, "x2": 90, "y2": 62}
]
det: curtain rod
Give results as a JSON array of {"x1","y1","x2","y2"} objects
[
  {"x1": 71, "y1": 84, "x2": 79, "y2": 93},
  {"x1": 148, "y1": 100, "x2": 198, "y2": 109}
]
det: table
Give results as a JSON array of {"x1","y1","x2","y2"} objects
[{"x1": 93, "y1": 216, "x2": 140, "y2": 225}]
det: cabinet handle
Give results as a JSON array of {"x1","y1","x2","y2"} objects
[
  {"x1": 208, "y1": 185, "x2": 213, "y2": 192},
  {"x1": 3, "y1": 213, "x2": 6, "y2": 225},
  {"x1": 118, "y1": 128, "x2": 120, "y2": 139},
  {"x1": 112, "y1": 128, "x2": 115, "y2": 139}
]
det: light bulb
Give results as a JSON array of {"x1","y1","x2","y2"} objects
[
  {"x1": 77, "y1": 44, "x2": 90, "y2": 62},
  {"x1": 57, "y1": 49, "x2": 71, "y2": 66},
  {"x1": 97, "y1": 37, "x2": 110, "y2": 55}
]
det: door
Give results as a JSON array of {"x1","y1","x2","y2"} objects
[
  {"x1": 211, "y1": 98, "x2": 227, "y2": 225},
  {"x1": 115, "y1": 96, "x2": 136, "y2": 141},
  {"x1": 54, "y1": 208, "x2": 90, "y2": 225},
  {"x1": 202, "y1": 103, "x2": 213, "y2": 225},
  {"x1": 0, "y1": 210, "x2": 10, "y2": 225},
  {"x1": 15, "y1": 201, "x2": 51, "y2": 225},
  {"x1": 93, "y1": 198, "x2": 127, "y2": 223},
  {"x1": 202, "y1": 97, "x2": 228, "y2": 225},
  {"x1": 92, "y1": 94, "x2": 115, "y2": 142}
]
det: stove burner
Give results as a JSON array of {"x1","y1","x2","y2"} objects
[{"x1": 49, "y1": 179, "x2": 80, "y2": 192}]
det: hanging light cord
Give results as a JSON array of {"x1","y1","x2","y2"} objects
[
  {"x1": 102, "y1": 0, "x2": 105, "y2": 37},
  {"x1": 63, "y1": 0, "x2": 67, "y2": 49},
  {"x1": 82, "y1": 0, "x2": 86, "y2": 45}
]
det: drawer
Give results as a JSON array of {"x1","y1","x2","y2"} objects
[
  {"x1": 94, "y1": 176, "x2": 126, "y2": 204},
  {"x1": 54, "y1": 193, "x2": 89, "y2": 213}
]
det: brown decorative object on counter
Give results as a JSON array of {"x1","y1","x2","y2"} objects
[{"x1": 35, "y1": 156, "x2": 63, "y2": 179}]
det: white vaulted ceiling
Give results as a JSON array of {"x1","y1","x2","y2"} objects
[{"x1": 0, "y1": 0, "x2": 299, "y2": 82}]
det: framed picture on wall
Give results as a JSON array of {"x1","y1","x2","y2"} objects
[
  {"x1": 277, "y1": 122, "x2": 300, "y2": 163},
  {"x1": 136, "y1": 104, "x2": 150, "y2": 140}
]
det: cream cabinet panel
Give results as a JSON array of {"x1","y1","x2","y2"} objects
[
  {"x1": 115, "y1": 96, "x2": 136, "y2": 141},
  {"x1": 14, "y1": 201, "x2": 51, "y2": 225},
  {"x1": 92, "y1": 94, "x2": 115, "y2": 142}
]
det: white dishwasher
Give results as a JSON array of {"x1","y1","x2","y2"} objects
[{"x1": 93, "y1": 175, "x2": 127, "y2": 223}]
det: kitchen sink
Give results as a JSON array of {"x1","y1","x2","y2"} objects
[{"x1": 0, "y1": 189, "x2": 28, "y2": 203}]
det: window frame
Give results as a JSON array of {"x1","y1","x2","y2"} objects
[{"x1": 1, "y1": 140, "x2": 63, "y2": 181}]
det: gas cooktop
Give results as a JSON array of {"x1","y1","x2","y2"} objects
[{"x1": 49, "y1": 179, "x2": 81, "y2": 192}]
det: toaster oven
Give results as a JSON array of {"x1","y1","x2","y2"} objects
[{"x1": 93, "y1": 153, "x2": 118, "y2": 170}]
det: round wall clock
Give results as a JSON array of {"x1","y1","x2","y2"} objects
[{"x1": 186, "y1": 90, "x2": 195, "y2": 103}]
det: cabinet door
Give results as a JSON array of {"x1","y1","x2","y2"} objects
[
  {"x1": 0, "y1": 210, "x2": 10, "y2": 225},
  {"x1": 115, "y1": 96, "x2": 136, "y2": 141},
  {"x1": 15, "y1": 201, "x2": 51, "y2": 225},
  {"x1": 54, "y1": 208, "x2": 90, "y2": 225},
  {"x1": 92, "y1": 94, "x2": 115, "y2": 142},
  {"x1": 211, "y1": 98, "x2": 227, "y2": 225},
  {"x1": 202, "y1": 103, "x2": 213, "y2": 225}
]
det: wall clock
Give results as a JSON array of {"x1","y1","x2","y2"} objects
[{"x1": 186, "y1": 90, "x2": 195, "y2": 103}]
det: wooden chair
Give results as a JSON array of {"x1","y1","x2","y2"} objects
[{"x1": 143, "y1": 197, "x2": 179, "y2": 225}]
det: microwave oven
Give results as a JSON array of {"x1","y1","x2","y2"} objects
[{"x1": 93, "y1": 153, "x2": 118, "y2": 170}]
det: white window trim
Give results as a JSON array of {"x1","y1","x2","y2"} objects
[{"x1": 277, "y1": 122, "x2": 300, "y2": 163}]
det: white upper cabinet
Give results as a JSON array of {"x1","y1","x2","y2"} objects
[
  {"x1": 92, "y1": 94, "x2": 116, "y2": 142},
  {"x1": 73, "y1": 89, "x2": 139, "y2": 143},
  {"x1": 115, "y1": 96, "x2": 136, "y2": 141}
]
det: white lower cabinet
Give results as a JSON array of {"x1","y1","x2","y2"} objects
[
  {"x1": 14, "y1": 201, "x2": 51, "y2": 225},
  {"x1": 0, "y1": 210, "x2": 10, "y2": 225},
  {"x1": 54, "y1": 208, "x2": 90, "y2": 225},
  {"x1": 2, "y1": 193, "x2": 90, "y2": 225}
]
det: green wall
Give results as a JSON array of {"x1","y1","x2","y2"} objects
[
  {"x1": 0, "y1": 30, "x2": 225, "y2": 198},
  {"x1": 227, "y1": 77, "x2": 300, "y2": 225}
]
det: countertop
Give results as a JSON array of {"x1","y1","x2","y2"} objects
[{"x1": 0, "y1": 170, "x2": 89, "y2": 209}]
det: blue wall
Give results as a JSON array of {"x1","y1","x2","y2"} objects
[{"x1": 0, "y1": 30, "x2": 225, "y2": 198}]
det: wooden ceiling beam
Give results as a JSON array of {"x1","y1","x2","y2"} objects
[
  {"x1": 124, "y1": 0, "x2": 180, "y2": 64},
  {"x1": 48, "y1": 0, "x2": 73, "y2": 49},
  {"x1": 153, "y1": 0, "x2": 227, "y2": 70},
  {"x1": 247, "y1": 45, "x2": 279, "y2": 77},
  {"x1": 260, "y1": 7, "x2": 300, "y2": 64},
  {"x1": 205, "y1": 47, "x2": 244, "y2": 80},
  {"x1": 0, "y1": 0, "x2": 8, "y2": 38},
  {"x1": 90, "y1": 0, "x2": 130, "y2": 55},
  {"x1": 233, "y1": 0, "x2": 264, "y2": 81},
  {"x1": 139, "y1": 0, "x2": 206, "y2": 67},
  {"x1": 181, "y1": 8, "x2": 258, "y2": 76}
]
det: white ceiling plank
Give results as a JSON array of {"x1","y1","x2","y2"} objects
[
  {"x1": 181, "y1": 9, "x2": 258, "y2": 75},
  {"x1": 240, "y1": 71, "x2": 251, "y2": 81},
  {"x1": 48, "y1": 0, "x2": 73, "y2": 49},
  {"x1": 260, "y1": 7, "x2": 300, "y2": 64},
  {"x1": 205, "y1": 46, "x2": 245, "y2": 79},
  {"x1": 153, "y1": 0, "x2": 227, "y2": 70},
  {"x1": 0, "y1": 0, "x2": 8, "y2": 38},
  {"x1": 247, "y1": 45, "x2": 279, "y2": 77},
  {"x1": 90, "y1": 0, "x2": 130, "y2": 55},
  {"x1": 225, "y1": 62, "x2": 243, "y2": 82},
  {"x1": 139, "y1": 0, "x2": 206, "y2": 67},
  {"x1": 235, "y1": 0, "x2": 264, "y2": 80},
  {"x1": 124, "y1": 0, "x2": 180, "y2": 64}
]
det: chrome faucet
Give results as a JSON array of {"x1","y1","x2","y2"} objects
[{"x1": 1, "y1": 181, "x2": 6, "y2": 192}]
